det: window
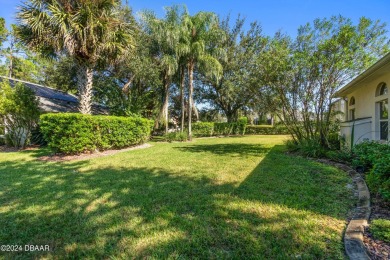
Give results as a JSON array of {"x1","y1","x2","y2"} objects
[
  {"x1": 349, "y1": 109, "x2": 355, "y2": 121},
  {"x1": 376, "y1": 82, "x2": 388, "y2": 96},
  {"x1": 379, "y1": 99, "x2": 388, "y2": 140},
  {"x1": 349, "y1": 96, "x2": 355, "y2": 106}
]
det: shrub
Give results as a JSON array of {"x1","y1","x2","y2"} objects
[
  {"x1": 324, "y1": 150, "x2": 352, "y2": 163},
  {"x1": 0, "y1": 81, "x2": 40, "y2": 148},
  {"x1": 370, "y1": 219, "x2": 390, "y2": 243},
  {"x1": 352, "y1": 141, "x2": 390, "y2": 201},
  {"x1": 214, "y1": 122, "x2": 234, "y2": 136},
  {"x1": 352, "y1": 141, "x2": 390, "y2": 169},
  {"x1": 192, "y1": 122, "x2": 214, "y2": 137},
  {"x1": 40, "y1": 113, "x2": 153, "y2": 154},
  {"x1": 236, "y1": 117, "x2": 248, "y2": 135},
  {"x1": 192, "y1": 119, "x2": 247, "y2": 137},
  {"x1": 245, "y1": 125, "x2": 289, "y2": 135},
  {"x1": 163, "y1": 131, "x2": 188, "y2": 142}
]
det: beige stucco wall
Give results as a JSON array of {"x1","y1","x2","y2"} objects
[{"x1": 343, "y1": 72, "x2": 390, "y2": 142}]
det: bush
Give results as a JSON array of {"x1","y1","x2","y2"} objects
[
  {"x1": 192, "y1": 118, "x2": 247, "y2": 137},
  {"x1": 163, "y1": 131, "x2": 188, "y2": 142},
  {"x1": 245, "y1": 125, "x2": 289, "y2": 135},
  {"x1": 214, "y1": 122, "x2": 234, "y2": 136},
  {"x1": 40, "y1": 113, "x2": 153, "y2": 154},
  {"x1": 236, "y1": 117, "x2": 248, "y2": 135},
  {"x1": 352, "y1": 141, "x2": 390, "y2": 169},
  {"x1": 192, "y1": 122, "x2": 214, "y2": 137},
  {"x1": 352, "y1": 141, "x2": 390, "y2": 201},
  {"x1": 285, "y1": 136, "x2": 348, "y2": 159},
  {"x1": 0, "y1": 81, "x2": 40, "y2": 148},
  {"x1": 324, "y1": 150, "x2": 352, "y2": 163},
  {"x1": 370, "y1": 219, "x2": 390, "y2": 243}
]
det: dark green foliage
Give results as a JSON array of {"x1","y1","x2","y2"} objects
[
  {"x1": 192, "y1": 118, "x2": 247, "y2": 137},
  {"x1": 352, "y1": 141, "x2": 390, "y2": 169},
  {"x1": 236, "y1": 117, "x2": 248, "y2": 135},
  {"x1": 285, "y1": 138, "x2": 327, "y2": 158},
  {"x1": 324, "y1": 150, "x2": 352, "y2": 163},
  {"x1": 163, "y1": 132, "x2": 188, "y2": 142},
  {"x1": 370, "y1": 219, "x2": 390, "y2": 243},
  {"x1": 192, "y1": 122, "x2": 214, "y2": 137},
  {"x1": 213, "y1": 122, "x2": 235, "y2": 136},
  {"x1": 352, "y1": 142, "x2": 390, "y2": 201},
  {"x1": 0, "y1": 81, "x2": 40, "y2": 148},
  {"x1": 245, "y1": 125, "x2": 289, "y2": 135},
  {"x1": 40, "y1": 113, "x2": 153, "y2": 154}
]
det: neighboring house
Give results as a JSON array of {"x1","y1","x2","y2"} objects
[
  {"x1": 0, "y1": 76, "x2": 108, "y2": 144},
  {"x1": 0, "y1": 76, "x2": 108, "y2": 114},
  {"x1": 335, "y1": 52, "x2": 390, "y2": 147}
]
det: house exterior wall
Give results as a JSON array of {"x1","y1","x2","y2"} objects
[{"x1": 340, "y1": 71, "x2": 390, "y2": 146}]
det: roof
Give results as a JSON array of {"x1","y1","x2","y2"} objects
[
  {"x1": 335, "y1": 52, "x2": 390, "y2": 97},
  {"x1": 0, "y1": 76, "x2": 108, "y2": 114}
]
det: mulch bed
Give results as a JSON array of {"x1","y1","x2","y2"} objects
[
  {"x1": 0, "y1": 145, "x2": 40, "y2": 153},
  {"x1": 363, "y1": 195, "x2": 390, "y2": 260}
]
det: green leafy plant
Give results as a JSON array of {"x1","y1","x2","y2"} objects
[
  {"x1": 352, "y1": 142, "x2": 390, "y2": 200},
  {"x1": 245, "y1": 125, "x2": 289, "y2": 135},
  {"x1": 0, "y1": 81, "x2": 40, "y2": 148},
  {"x1": 40, "y1": 113, "x2": 153, "y2": 154},
  {"x1": 192, "y1": 122, "x2": 214, "y2": 137},
  {"x1": 370, "y1": 219, "x2": 390, "y2": 243},
  {"x1": 163, "y1": 131, "x2": 188, "y2": 142}
]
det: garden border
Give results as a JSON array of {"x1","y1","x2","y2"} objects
[{"x1": 317, "y1": 159, "x2": 371, "y2": 260}]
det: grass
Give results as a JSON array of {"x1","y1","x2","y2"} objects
[{"x1": 0, "y1": 135, "x2": 354, "y2": 259}]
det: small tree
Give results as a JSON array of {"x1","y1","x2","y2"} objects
[
  {"x1": 0, "y1": 81, "x2": 40, "y2": 148},
  {"x1": 259, "y1": 16, "x2": 389, "y2": 148}
]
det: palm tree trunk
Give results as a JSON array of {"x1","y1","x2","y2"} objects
[
  {"x1": 180, "y1": 65, "x2": 185, "y2": 132},
  {"x1": 163, "y1": 78, "x2": 169, "y2": 134},
  {"x1": 187, "y1": 61, "x2": 194, "y2": 141},
  {"x1": 76, "y1": 63, "x2": 93, "y2": 114}
]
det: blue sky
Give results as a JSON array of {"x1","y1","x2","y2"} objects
[{"x1": 1, "y1": 0, "x2": 390, "y2": 37}]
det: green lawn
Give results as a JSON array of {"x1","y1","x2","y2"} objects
[{"x1": 0, "y1": 135, "x2": 354, "y2": 259}]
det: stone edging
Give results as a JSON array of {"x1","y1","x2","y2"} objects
[{"x1": 317, "y1": 159, "x2": 371, "y2": 260}]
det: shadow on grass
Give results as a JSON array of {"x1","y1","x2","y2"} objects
[
  {"x1": 0, "y1": 143, "x2": 352, "y2": 259},
  {"x1": 174, "y1": 143, "x2": 270, "y2": 157}
]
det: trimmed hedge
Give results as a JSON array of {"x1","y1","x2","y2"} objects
[
  {"x1": 192, "y1": 120, "x2": 289, "y2": 137},
  {"x1": 40, "y1": 113, "x2": 153, "y2": 154},
  {"x1": 245, "y1": 125, "x2": 289, "y2": 135},
  {"x1": 192, "y1": 122, "x2": 214, "y2": 137},
  {"x1": 193, "y1": 118, "x2": 248, "y2": 137}
]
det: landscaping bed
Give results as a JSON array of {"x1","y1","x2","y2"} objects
[{"x1": 364, "y1": 195, "x2": 390, "y2": 260}]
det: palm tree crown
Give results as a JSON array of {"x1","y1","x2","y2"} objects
[{"x1": 16, "y1": 0, "x2": 133, "y2": 114}]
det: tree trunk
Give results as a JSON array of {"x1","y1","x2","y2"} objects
[
  {"x1": 180, "y1": 65, "x2": 185, "y2": 133},
  {"x1": 76, "y1": 63, "x2": 93, "y2": 114},
  {"x1": 8, "y1": 54, "x2": 13, "y2": 78},
  {"x1": 226, "y1": 110, "x2": 238, "y2": 123},
  {"x1": 162, "y1": 78, "x2": 169, "y2": 134},
  {"x1": 187, "y1": 61, "x2": 194, "y2": 141}
]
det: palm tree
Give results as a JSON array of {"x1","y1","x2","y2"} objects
[
  {"x1": 16, "y1": 0, "x2": 133, "y2": 114},
  {"x1": 142, "y1": 6, "x2": 185, "y2": 134},
  {"x1": 181, "y1": 12, "x2": 223, "y2": 140}
]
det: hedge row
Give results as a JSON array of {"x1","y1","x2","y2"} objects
[
  {"x1": 40, "y1": 113, "x2": 153, "y2": 154},
  {"x1": 192, "y1": 118, "x2": 248, "y2": 137},
  {"x1": 352, "y1": 141, "x2": 390, "y2": 201},
  {"x1": 245, "y1": 125, "x2": 289, "y2": 135},
  {"x1": 192, "y1": 122, "x2": 289, "y2": 137}
]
